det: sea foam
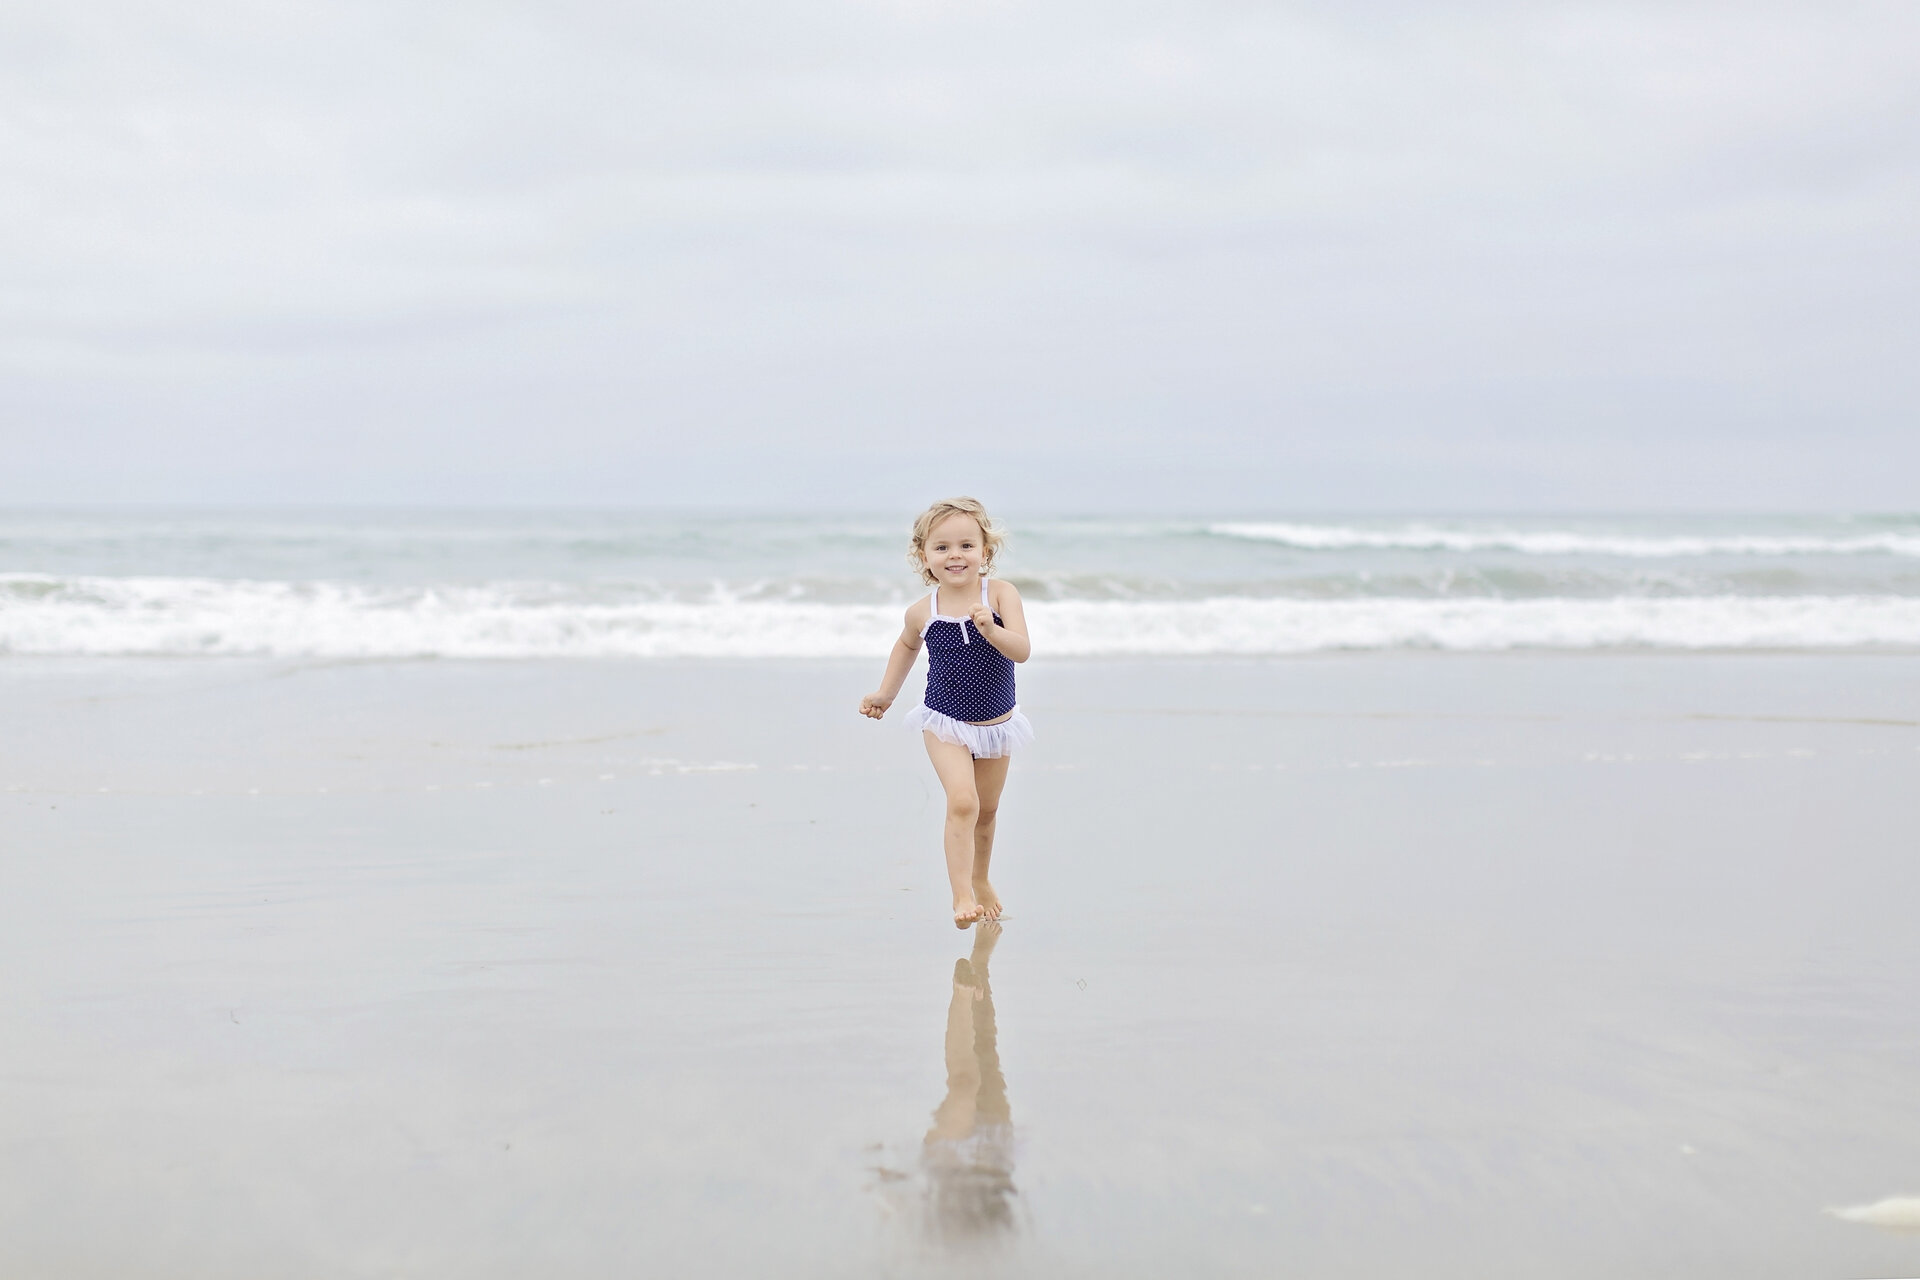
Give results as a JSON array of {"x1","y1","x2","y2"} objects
[
  {"x1": 5, "y1": 575, "x2": 1920, "y2": 658},
  {"x1": 1209, "y1": 523, "x2": 1920, "y2": 558}
]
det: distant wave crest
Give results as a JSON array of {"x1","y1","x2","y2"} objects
[
  {"x1": 5, "y1": 575, "x2": 1920, "y2": 657},
  {"x1": 1209, "y1": 522, "x2": 1920, "y2": 558}
]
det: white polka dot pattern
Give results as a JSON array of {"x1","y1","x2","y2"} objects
[
  {"x1": 918, "y1": 579, "x2": 1019, "y2": 726},
  {"x1": 923, "y1": 608, "x2": 1019, "y2": 722}
]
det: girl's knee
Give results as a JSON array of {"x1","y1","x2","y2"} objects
[
  {"x1": 946, "y1": 791, "x2": 980, "y2": 822},
  {"x1": 976, "y1": 803, "x2": 998, "y2": 827}
]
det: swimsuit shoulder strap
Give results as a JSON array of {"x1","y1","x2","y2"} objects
[{"x1": 919, "y1": 586, "x2": 940, "y2": 636}]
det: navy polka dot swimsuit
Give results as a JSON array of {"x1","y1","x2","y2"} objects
[{"x1": 922, "y1": 578, "x2": 1017, "y2": 723}]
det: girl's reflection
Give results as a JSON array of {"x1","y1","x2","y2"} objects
[{"x1": 921, "y1": 921, "x2": 1017, "y2": 1242}]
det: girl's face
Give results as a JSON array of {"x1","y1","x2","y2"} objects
[{"x1": 923, "y1": 513, "x2": 987, "y2": 585}]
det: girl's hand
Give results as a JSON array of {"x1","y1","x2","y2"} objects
[
  {"x1": 859, "y1": 693, "x2": 892, "y2": 719},
  {"x1": 968, "y1": 602, "x2": 996, "y2": 634}
]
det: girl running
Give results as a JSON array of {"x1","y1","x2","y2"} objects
[{"x1": 860, "y1": 497, "x2": 1032, "y2": 927}]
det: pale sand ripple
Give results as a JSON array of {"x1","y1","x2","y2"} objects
[{"x1": 1829, "y1": 1196, "x2": 1920, "y2": 1230}]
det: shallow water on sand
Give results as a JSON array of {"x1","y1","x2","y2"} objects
[{"x1": 2, "y1": 655, "x2": 1918, "y2": 1277}]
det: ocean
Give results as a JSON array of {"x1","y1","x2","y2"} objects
[{"x1": 3, "y1": 508, "x2": 1919, "y2": 658}]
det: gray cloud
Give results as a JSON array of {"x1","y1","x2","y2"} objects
[{"x1": 4, "y1": 1, "x2": 1917, "y2": 509}]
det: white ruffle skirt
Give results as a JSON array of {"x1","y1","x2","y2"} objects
[{"x1": 905, "y1": 704, "x2": 1034, "y2": 758}]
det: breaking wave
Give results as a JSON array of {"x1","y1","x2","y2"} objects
[
  {"x1": 1209, "y1": 522, "x2": 1920, "y2": 558},
  {"x1": 4, "y1": 575, "x2": 1920, "y2": 658}
]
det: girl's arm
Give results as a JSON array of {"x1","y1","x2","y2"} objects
[
  {"x1": 859, "y1": 604, "x2": 927, "y2": 718},
  {"x1": 969, "y1": 581, "x2": 1032, "y2": 663}
]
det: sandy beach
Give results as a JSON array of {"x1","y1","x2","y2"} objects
[
  {"x1": 3, "y1": 652, "x2": 1918, "y2": 1278},
  {"x1": 10, "y1": 0, "x2": 1920, "y2": 1267}
]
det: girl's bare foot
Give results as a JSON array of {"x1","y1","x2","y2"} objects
[
  {"x1": 972, "y1": 880, "x2": 1003, "y2": 921},
  {"x1": 953, "y1": 898, "x2": 983, "y2": 929}
]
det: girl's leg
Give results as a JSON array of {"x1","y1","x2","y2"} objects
[
  {"x1": 924, "y1": 732, "x2": 985, "y2": 927},
  {"x1": 970, "y1": 754, "x2": 1010, "y2": 920}
]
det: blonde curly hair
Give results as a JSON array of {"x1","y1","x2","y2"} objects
[{"x1": 908, "y1": 496, "x2": 1006, "y2": 586}]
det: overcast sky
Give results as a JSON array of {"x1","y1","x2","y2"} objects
[{"x1": 4, "y1": 1, "x2": 1917, "y2": 511}]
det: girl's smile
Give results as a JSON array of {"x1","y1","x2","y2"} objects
[{"x1": 923, "y1": 512, "x2": 987, "y2": 584}]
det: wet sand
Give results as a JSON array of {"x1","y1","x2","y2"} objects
[{"x1": 3, "y1": 654, "x2": 1919, "y2": 1278}]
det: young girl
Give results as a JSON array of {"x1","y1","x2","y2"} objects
[{"x1": 860, "y1": 497, "x2": 1032, "y2": 928}]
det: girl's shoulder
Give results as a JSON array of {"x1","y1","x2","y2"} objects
[
  {"x1": 904, "y1": 592, "x2": 934, "y2": 625},
  {"x1": 988, "y1": 578, "x2": 1022, "y2": 606}
]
